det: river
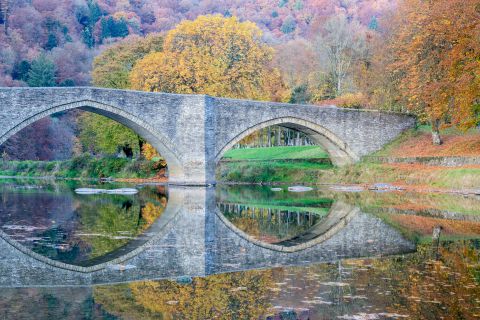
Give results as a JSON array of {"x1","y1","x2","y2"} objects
[{"x1": 0, "y1": 178, "x2": 478, "y2": 319}]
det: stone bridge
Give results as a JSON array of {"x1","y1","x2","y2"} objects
[
  {"x1": 0, "y1": 87, "x2": 416, "y2": 185},
  {"x1": 0, "y1": 187, "x2": 414, "y2": 287}
]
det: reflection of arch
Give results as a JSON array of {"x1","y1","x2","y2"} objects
[
  {"x1": 0, "y1": 99, "x2": 185, "y2": 183},
  {"x1": 215, "y1": 201, "x2": 359, "y2": 253},
  {"x1": 215, "y1": 117, "x2": 359, "y2": 166},
  {"x1": 0, "y1": 181, "x2": 184, "y2": 274}
]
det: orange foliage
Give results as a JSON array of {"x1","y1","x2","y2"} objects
[
  {"x1": 389, "y1": 132, "x2": 480, "y2": 157},
  {"x1": 389, "y1": 214, "x2": 480, "y2": 237},
  {"x1": 388, "y1": 0, "x2": 480, "y2": 129},
  {"x1": 318, "y1": 92, "x2": 369, "y2": 109}
]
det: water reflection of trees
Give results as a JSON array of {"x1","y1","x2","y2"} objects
[
  {"x1": 219, "y1": 202, "x2": 328, "y2": 243},
  {"x1": 0, "y1": 179, "x2": 169, "y2": 264},
  {"x1": 94, "y1": 270, "x2": 275, "y2": 320},
  {"x1": 216, "y1": 185, "x2": 335, "y2": 243},
  {"x1": 280, "y1": 241, "x2": 480, "y2": 319},
  {"x1": 75, "y1": 187, "x2": 168, "y2": 261},
  {"x1": 0, "y1": 241, "x2": 477, "y2": 319}
]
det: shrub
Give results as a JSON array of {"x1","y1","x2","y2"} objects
[{"x1": 319, "y1": 92, "x2": 369, "y2": 109}]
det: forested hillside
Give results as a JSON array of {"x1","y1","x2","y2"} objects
[{"x1": 0, "y1": 0, "x2": 393, "y2": 87}]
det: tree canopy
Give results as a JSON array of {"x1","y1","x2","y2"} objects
[
  {"x1": 385, "y1": 0, "x2": 480, "y2": 143},
  {"x1": 92, "y1": 34, "x2": 163, "y2": 89},
  {"x1": 130, "y1": 15, "x2": 287, "y2": 101}
]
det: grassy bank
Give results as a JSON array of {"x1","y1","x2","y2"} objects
[
  {"x1": 0, "y1": 154, "x2": 165, "y2": 179},
  {"x1": 217, "y1": 160, "x2": 332, "y2": 183},
  {"x1": 223, "y1": 146, "x2": 329, "y2": 160},
  {"x1": 219, "y1": 158, "x2": 480, "y2": 189},
  {"x1": 218, "y1": 146, "x2": 332, "y2": 183},
  {"x1": 217, "y1": 129, "x2": 480, "y2": 190}
]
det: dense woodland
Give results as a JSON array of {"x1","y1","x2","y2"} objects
[{"x1": 0, "y1": 0, "x2": 479, "y2": 161}]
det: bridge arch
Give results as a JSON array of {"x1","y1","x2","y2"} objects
[
  {"x1": 0, "y1": 99, "x2": 186, "y2": 182},
  {"x1": 215, "y1": 117, "x2": 359, "y2": 166}
]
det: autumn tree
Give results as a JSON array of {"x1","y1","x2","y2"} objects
[
  {"x1": 386, "y1": 0, "x2": 480, "y2": 144},
  {"x1": 89, "y1": 34, "x2": 164, "y2": 159},
  {"x1": 130, "y1": 15, "x2": 287, "y2": 102},
  {"x1": 92, "y1": 34, "x2": 163, "y2": 89},
  {"x1": 313, "y1": 14, "x2": 368, "y2": 98},
  {"x1": 94, "y1": 270, "x2": 275, "y2": 319}
]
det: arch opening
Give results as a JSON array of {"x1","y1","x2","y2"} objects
[
  {"x1": 215, "y1": 117, "x2": 357, "y2": 183},
  {"x1": 216, "y1": 117, "x2": 357, "y2": 167},
  {"x1": 0, "y1": 100, "x2": 185, "y2": 183}
]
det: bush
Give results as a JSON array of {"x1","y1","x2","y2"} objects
[{"x1": 320, "y1": 92, "x2": 369, "y2": 109}]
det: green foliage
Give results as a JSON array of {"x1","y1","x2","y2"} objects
[
  {"x1": 289, "y1": 84, "x2": 311, "y2": 104},
  {"x1": 45, "y1": 33, "x2": 58, "y2": 50},
  {"x1": 78, "y1": 113, "x2": 140, "y2": 157},
  {"x1": 272, "y1": 10, "x2": 279, "y2": 18},
  {"x1": 217, "y1": 160, "x2": 332, "y2": 183},
  {"x1": 0, "y1": 155, "x2": 165, "y2": 179},
  {"x1": 294, "y1": 0, "x2": 304, "y2": 10},
  {"x1": 92, "y1": 33, "x2": 164, "y2": 89},
  {"x1": 59, "y1": 79, "x2": 75, "y2": 86},
  {"x1": 368, "y1": 15, "x2": 379, "y2": 30},
  {"x1": 278, "y1": 0, "x2": 289, "y2": 8},
  {"x1": 12, "y1": 60, "x2": 31, "y2": 81},
  {"x1": 81, "y1": 27, "x2": 95, "y2": 48},
  {"x1": 76, "y1": 0, "x2": 103, "y2": 47},
  {"x1": 27, "y1": 55, "x2": 56, "y2": 87},
  {"x1": 78, "y1": 200, "x2": 144, "y2": 258},
  {"x1": 100, "y1": 17, "x2": 129, "y2": 41}
]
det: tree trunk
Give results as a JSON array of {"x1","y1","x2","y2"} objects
[
  {"x1": 138, "y1": 137, "x2": 145, "y2": 159},
  {"x1": 431, "y1": 119, "x2": 442, "y2": 145},
  {"x1": 267, "y1": 127, "x2": 271, "y2": 147},
  {"x1": 276, "y1": 126, "x2": 281, "y2": 147}
]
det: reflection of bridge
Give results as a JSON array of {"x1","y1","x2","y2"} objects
[
  {"x1": 0, "y1": 187, "x2": 415, "y2": 287},
  {"x1": 0, "y1": 88, "x2": 415, "y2": 185}
]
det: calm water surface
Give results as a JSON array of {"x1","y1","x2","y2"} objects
[{"x1": 0, "y1": 179, "x2": 478, "y2": 319}]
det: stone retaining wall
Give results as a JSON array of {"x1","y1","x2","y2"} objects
[{"x1": 364, "y1": 156, "x2": 480, "y2": 167}]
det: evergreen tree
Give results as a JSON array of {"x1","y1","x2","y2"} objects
[
  {"x1": 12, "y1": 60, "x2": 31, "y2": 81},
  {"x1": 82, "y1": 27, "x2": 94, "y2": 48},
  {"x1": 27, "y1": 55, "x2": 56, "y2": 87},
  {"x1": 281, "y1": 16, "x2": 296, "y2": 34},
  {"x1": 45, "y1": 33, "x2": 58, "y2": 50},
  {"x1": 368, "y1": 16, "x2": 378, "y2": 31},
  {"x1": 100, "y1": 17, "x2": 129, "y2": 42},
  {"x1": 289, "y1": 84, "x2": 311, "y2": 104}
]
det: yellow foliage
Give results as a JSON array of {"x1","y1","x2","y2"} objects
[
  {"x1": 140, "y1": 202, "x2": 165, "y2": 226},
  {"x1": 129, "y1": 270, "x2": 275, "y2": 319},
  {"x1": 141, "y1": 143, "x2": 160, "y2": 160},
  {"x1": 130, "y1": 15, "x2": 288, "y2": 101}
]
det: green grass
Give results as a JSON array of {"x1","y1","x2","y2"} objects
[
  {"x1": 217, "y1": 160, "x2": 333, "y2": 183},
  {"x1": 223, "y1": 146, "x2": 329, "y2": 161}
]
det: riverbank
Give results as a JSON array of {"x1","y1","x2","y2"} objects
[
  {"x1": 217, "y1": 127, "x2": 480, "y2": 190},
  {"x1": 0, "y1": 154, "x2": 166, "y2": 180}
]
